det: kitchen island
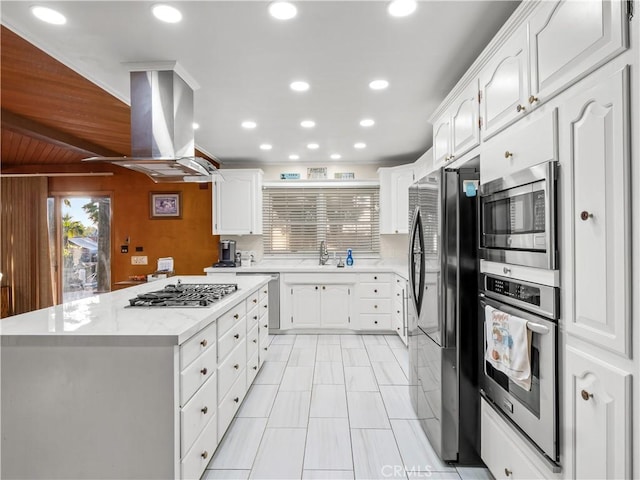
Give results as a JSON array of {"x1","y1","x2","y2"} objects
[{"x1": 1, "y1": 275, "x2": 271, "y2": 480}]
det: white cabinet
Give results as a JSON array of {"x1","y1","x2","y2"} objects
[
  {"x1": 358, "y1": 273, "x2": 392, "y2": 330},
  {"x1": 529, "y1": 0, "x2": 628, "y2": 104},
  {"x1": 480, "y1": 24, "x2": 530, "y2": 139},
  {"x1": 560, "y1": 66, "x2": 631, "y2": 356},
  {"x1": 212, "y1": 169, "x2": 263, "y2": 235},
  {"x1": 379, "y1": 164, "x2": 415, "y2": 234},
  {"x1": 290, "y1": 284, "x2": 321, "y2": 328},
  {"x1": 566, "y1": 346, "x2": 632, "y2": 479},
  {"x1": 433, "y1": 80, "x2": 480, "y2": 169}
]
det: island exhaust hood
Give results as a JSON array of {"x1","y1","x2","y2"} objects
[{"x1": 84, "y1": 68, "x2": 219, "y2": 183}]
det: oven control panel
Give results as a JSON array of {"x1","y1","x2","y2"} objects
[{"x1": 486, "y1": 276, "x2": 541, "y2": 307}]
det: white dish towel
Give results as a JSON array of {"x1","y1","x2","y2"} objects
[{"x1": 484, "y1": 305, "x2": 532, "y2": 391}]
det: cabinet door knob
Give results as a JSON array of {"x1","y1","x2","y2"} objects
[
  {"x1": 374, "y1": 289, "x2": 378, "y2": 293},
  {"x1": 200, "y1": 339, "x2": 208, "y2": 347},
  {"x1": 234, "y1": 364, "x2": 240, "y2": 370},
  {"x1": 581, "y1": 389, "x2": 594, "y2": 401},
  {"x1": 253, "y1": 339, "x2": 257, "y2": 343},
  {"x1": 234, "y1": 333, "x2": 240, "y2": 339},
  {"x1": 374, "y1": 320, "x2": 378, "y2": 324},
  {"x1": 322, "y1": 286, "x2": 326, "y2": 290},
  {"x1": 201, "y1": 406, "x2": 208, "y2": 414},
  {"x1": 201, "y1": 451, "x2": 209, "y2": 459},
  {"x1": 253, "y1": 365, "x2": 258, "y2": 370},
  {"x1": 528, "y1": 95, "x2": 539, "y2": 104},
  {"x1": 233, "y1": 314, "x2": 239, "y2": 319},
  {"x1": 233, "y1": 397, "x2": 239, "y2": 403},
  {"x1": 264, "y1": 347, "x2": 268, "y2": 351},
  {"x1": 200, "y1": 368, "x2": 208, "y2": 375},
  {"x1": 264, "y1": 324, "x2": 268, "y2": 329},
  {"x1": 254, "y1": 315, "x2": 258, "y2": 320},
  {"x1": 580, "y1": 211, "x2": 594, "y2": 221},
  {"x1": 253, "y1": 299, "x2": 258, "y2": 303},
  {"x1": 516, "y1": 104, "x2": 526, "y2": 112},
  {"x1": 504, "y1": 151, "x2": 513, "y2": 159},
  {"x1": 505, "y1": 468, "x2": 512, "y2": 477},
  {"x1": 374, "y1": 276, "x2": 378, "y2": 280},
  {"x1": 374, "y1": 305, "x2": 378, "y2": 309},
  {"x1": 264, "y1": 304, "x2": 268, "y2": 308},
  {"x1": 263, "y1": 290, "x2": 267, "y2": 294},
  {"x1": 315, "y1": 286, "x2": 318, "y2": 290}
]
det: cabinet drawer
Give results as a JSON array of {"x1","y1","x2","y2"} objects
[
  {"x1": 359, "y1": 273, "x2": 391, "y2": 283},
  {"x1": 259, "y1": 298, "x2": 269, "y2": 318},
  {"x1": 246, "y1": 290, "x2": 260, "y2": 310},
  {"x1": 181, "y1": 372, "x2": 217, "y2": 458},
  {"x1": 480, "y1": 108, "x2": 557, "y2": 185},
  {"x1": 481, "y1": 399, "x2": 545, "y2": 479},
  {"x1": 359, "y1": 298, "x2": 391, "y2": 314},
  {"x1": 217, "y1": 303, "x2": 247, "y2": 338},
  {"x1": 180, "y1": 343, "x2": 217, "y2": 406},
  {"x1": 218, "y1": 316, "x2": 246, "y2": 362},
  {"x1": 218, "y1": 339, "x2": 247, "y2": 400},
  {"x1": 218, "y1": 373, "x2": 247, "y2": 443},
  {"x1": 247, "y1": 322, "x2": 259, "y2": 361},
  {"x1": 246, "y1": 350, "x2": 260, "y2": 386},
  {"x1": 247, "y1": 303, "x2": 260, "y2": 329},
  {"x1": 180, "y1": 321, "x2": 216, "y2": 370},
  {"x1": 360, "y1": 314, "x2": 392, "y2": 330},
  {"x1": 359, "y1": 283, "x2": 391, "y2": 298},
  {"x1": 181, "y1": 410, "x2": 217, "y2": 480},
  {"x1": 259, "y1": 286, "x2": 269, "y2": 301}
]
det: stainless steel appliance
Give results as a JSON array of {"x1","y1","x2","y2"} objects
[
  {"x1": 408, "y1": 163, "x2": 481, "y2": 464},
  {"x1": 479, "y1": 271, "x2": 560, "y2": 464},
  {"x1": 127, "y1": 280, "x2": 238, "y2": 307},
  {"x1": 236, "y1": 272, "x2": 281, "y2": 330},
  {"x1": 479, "y1": 161, "x2": 558, "y2": 269},
  {"x1": 214, "y1": 240, "x2": 237, "y2": 267}
]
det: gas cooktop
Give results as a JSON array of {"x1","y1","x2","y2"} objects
[{"x1": 128, "y1": 280, "x2": 238, "y2": 307}]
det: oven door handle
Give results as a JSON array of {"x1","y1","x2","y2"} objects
[{"x1": 526, "y1": 322, "x2": 550, "y2": 335}]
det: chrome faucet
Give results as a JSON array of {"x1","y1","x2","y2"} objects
[{"x1": 319, "y1": 240, "x2": 329, "y2": 265}]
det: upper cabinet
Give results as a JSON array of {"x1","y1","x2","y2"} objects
[
  {"x1": 479, "y1": 24, "x2": 530, "y2": 139},
  {"x1": 529, "y1": 0, "x2": 629, "y2": 104},
  {"x1": 379, "y1": 163, "x2": 415, "y2": 234},
  {"x1": 212, "y1": 169, "x2": 263, "y2": 235}
]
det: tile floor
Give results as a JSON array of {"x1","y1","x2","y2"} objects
[{"x1": 204, "y1": 334, "x2": 493, "y2": 480}]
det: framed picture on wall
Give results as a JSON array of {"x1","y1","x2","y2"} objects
[{"x1": 149, "y1": 192, "x2": 182, "y2": 219}]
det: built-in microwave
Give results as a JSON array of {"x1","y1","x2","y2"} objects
[{"x1": 479, "y1": 161, "x2": 558, "y2": 269}]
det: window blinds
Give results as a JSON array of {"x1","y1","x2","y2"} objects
[{"x1": 263, "y1": 186, "x2": 380, "y2": 255}]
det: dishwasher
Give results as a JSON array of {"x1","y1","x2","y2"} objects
[{"x1": 236, "y1": 272, "x2": 280, "y2": 331}]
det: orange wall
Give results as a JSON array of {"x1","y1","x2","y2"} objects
[{"x1": 46, "y1": 164, "x2": 220, "y2": 287}]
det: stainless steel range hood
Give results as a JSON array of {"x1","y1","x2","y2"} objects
[{"x1": 84, "y1": 68, "x2": 219, "y2": 183}]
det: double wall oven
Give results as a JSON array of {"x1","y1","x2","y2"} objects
[{"x1": 478, "y1": 161, "x2": 560, "y2": 466}]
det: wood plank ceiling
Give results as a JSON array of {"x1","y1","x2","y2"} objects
[{"x1": 0, "y1": 26, "x2": 214, "y2": 170}]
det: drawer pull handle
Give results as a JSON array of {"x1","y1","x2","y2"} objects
[
  {"x1": 254, "y1": 315, "x2": 258, "y2": 320},
  {"x1": 505, "y1": 468, "x2": 512, "y2": 477},
  {"x1": 322, "y1": 286, "x2": 326, "y2": 290},
  {"x1": 201, "y1": 451, "x2": 209, "y2": 460},
  {"x1": 253, "y1": 299, "x2": 258, "y2": 303},
  {"x1": 201, "y1": 406, "x2": 208, "y2": 414},
  {"x1": 253, "y1": 366, "x2": 258, "y2": 370},
  {"x1": 264, "y1": 304, "x2": 268, "y2": 308},
  {"x1": 264, "y1": 347, "x2": 268, "y2": 351},
  {"x1": 234, "y1": 364, "x2": 240, "y2": 370},
  {"x1": 374, "y1": 320, "x2": 378, "y2": 324},
  {"x1": 397, "y1": 310, "x2": 401, "y2": 314},
  {"x1": 263, "y1": 290, "x2": 267, "y2": 294},
  {"x1": 233, "y1": 314, "x2": 239, "y2": 319},
  {"x1": 516, "y1": 104, "x2": 526, "y2": 112},
  {"x1": 397, "y1": 293, "x2": 400, "y2": 296},
  {"x1": 233, "y1": 397, "x2": 239, "y2": 403},
  {"x1": 504, "y1": 151, "x2": 513, "y2": 159},
  {"x1": 374, "y1": 289, "x2": 378, "y2": 293},
  {"x1": 234, "y1": 333, "x2": 240, "y2": 339},
  {"x1": 581, "y1": 211, "x2": 594, "y2": 221},
  {"x1": 581, "y1": 389, "x2": 594, "y2": 401},
  {"x1": 264, "y1": 324, "x2": 268, "y2": 329},
  {"x1": 200, "y1": 368, "x2": 208, "y2": 375},
  {"x1": 200, "y1": 339, "x2": 208, "y2": 347},
  {"x1": 374, "y1": 276, "x2": 377, "y2": 280},
  {"x1": 374, "y1": 305, "x2": 378, "y2": 309},
  {"x1": 315, "y1": 286, "x2": 318, "y2": 290},
  {"x1": 528, "y1": 95, "x2": 539, "y2": 104},
  {"x1": 253, "y1": 339, "x2": 257, "y2": 343}
]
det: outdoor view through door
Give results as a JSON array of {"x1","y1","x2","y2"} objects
[{"x1": 47, "y1": 196, "x2": 111, "y2": 303}]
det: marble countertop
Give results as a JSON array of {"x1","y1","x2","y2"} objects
[{"x1": 0, "y1": 275, "x2": 270, "y2": 345}]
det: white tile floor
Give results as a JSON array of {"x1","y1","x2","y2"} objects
[{"x1": 204, "y1": 334, "x2": 493, "y2": 480}]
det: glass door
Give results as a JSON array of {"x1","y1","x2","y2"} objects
[{"x1": 48, "y1": 195, "x2": 111, "y2": 304}]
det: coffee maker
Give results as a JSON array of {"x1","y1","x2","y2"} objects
[{"x1": 214, "y1": 240, "x2": 237, "y2": 267}]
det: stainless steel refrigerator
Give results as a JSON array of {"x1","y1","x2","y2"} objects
[{"x1": 408, "y1": 163, "x2": 481, "y2": 464}]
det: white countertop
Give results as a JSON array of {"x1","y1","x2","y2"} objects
[
  {"x1": 204, "y1": 258, "x2": 412, "y2": 277},
  {"x1": 0, "y1": 275, "x2": 270, "y2": 345}
]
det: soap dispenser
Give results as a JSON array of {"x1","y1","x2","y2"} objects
[{"x1": 346, "y1": 249, "x2": 354, "y2": 267}]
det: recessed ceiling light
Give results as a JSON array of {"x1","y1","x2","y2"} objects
[
  {"x1": 260, "y1": 144, "x2": 273, "y2": 150},
  {"x1": 300, "y1": 120, "x2": 316, "y2": 128},
  {"x1": 192, "y1": 122, "x2": 200, "y2": 130},
  {"x1": 152, "y1": 4, "x2": 182, "y2": 23},
  {"x1": 241, "y1": 121, "x2": 257, "y2": 129},
  {"x1": 369, "y1": 79, "x2": 389, "y2": 90},
  {"x1": 269, "y1": 1, "x2": 297, "y2": 20},
  {"x1": 360, "y1": 118, "x2": 375, "y2": 127},
  {"x1": 307, "y1": 143, "x2": 319, "y2": 150},
  {"x1": 31, "y1": 6, "x2": 67, "y2": 25},
  {"x1": 289, "y1": 154, "x2": 300, "y2": 160},
  {"x1": 330, "y1": 154, "x2": 342, "y2": 160},
  {"x1": 354, "y1": 142, "x2": 367, "y2": 149},
  {"x1": 388, "y1": 0, "x2": 417, "y2": 17},
  {"x1": 290, "y1": 81, "x2": 310, "y2": 92}
]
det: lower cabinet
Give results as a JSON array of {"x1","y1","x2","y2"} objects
[{"x1": 289, "y1": 283, "x2": 353, "y2": 328}]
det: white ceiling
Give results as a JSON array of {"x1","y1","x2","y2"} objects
[{"x1": 1, "y1": 1, "x2": 520, "y2": 167}]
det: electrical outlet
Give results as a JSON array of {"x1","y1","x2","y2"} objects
[{"x1": 131, "y1": 255, "x2": 148, "y2": 265}]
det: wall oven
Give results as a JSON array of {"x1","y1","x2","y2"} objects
[
  {"x1": 479, "y1": 161, "x2": 558, "y2": 269},
  {"x1": 479, "y1": 271, "x2": 559, "y2": 464}
]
